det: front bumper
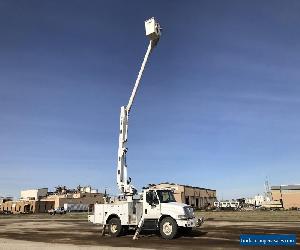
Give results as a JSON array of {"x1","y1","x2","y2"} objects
[
  {"x1": 176, "y1": 217, "x2": 204, "y2": 228},
  {"x1": 176, "y1": 218, "x2": 196, "y2": 227}
]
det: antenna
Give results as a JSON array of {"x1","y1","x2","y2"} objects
[{"x1": 264, "y1": 176, "x2": 271, "y2": 200}]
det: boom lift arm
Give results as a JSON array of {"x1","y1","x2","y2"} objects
[{"x1": 117, "y1": 18, "x2": 161, "y2": 195}]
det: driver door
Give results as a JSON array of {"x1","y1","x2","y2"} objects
[{"x1": 143, "y1": 190, "x2": 161, "y2": 219}]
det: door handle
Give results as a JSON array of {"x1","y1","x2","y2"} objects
[{"x1": 145, "y1": 209, "x2": 147, "y2": 214}]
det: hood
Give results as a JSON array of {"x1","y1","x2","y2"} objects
[
  {"x1": 162, "y1": 202, "x2": 189, "y2": 208},
  {"x1": 160, "y1": 202, "x2": 195, "y2": 219},
  {"x1": 160, "y1": 202, "x2": 188, "y2": 215}
]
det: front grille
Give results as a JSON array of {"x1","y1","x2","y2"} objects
[{"x1": 184, "y1": 206, "x2": 195, "y2": 219}]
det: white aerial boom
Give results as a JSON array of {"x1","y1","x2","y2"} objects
[{"x1": 117, "y1": 18, "x2": 161, "y2": 195}]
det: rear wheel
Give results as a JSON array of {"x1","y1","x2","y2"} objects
[
  {"x1": 108, "y1": 218, "x2": 122, "y2": 237},
  {"x1": 160, "y1": 217, "x2": 178, "y2": 240}
]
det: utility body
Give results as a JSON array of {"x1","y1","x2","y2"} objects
[{"x1": 88, "y1": 17, "x2": 202, "y2": 240}]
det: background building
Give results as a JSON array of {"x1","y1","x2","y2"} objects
[
  {"x1": 0, "y1": 185, "x2": 104, "y2": 214},
  {"x1": 271, "y1": 184, "x2": 300, "y2": 209},
  {"x1": 1, "y1": 189, "x2": 53, "y2": 214},
  {"x1": 45, "y1": 186, "x2": 104, "y2": 209},
  {"x1": 1, "y1": 200, "x2": 54, "y2": 214},
  {"x1": 151, "y1": 183, "x2": 217, "y2": 209},
  {"x1": 245, "y1": 195, "x2": 271, "y2": 207},
  {"x1": 20, "y1": 188, "x2": 48, "y2": 200}
]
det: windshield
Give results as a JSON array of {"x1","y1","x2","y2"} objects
[{"x1": 156, "y1": 190, "x2": 176, "y2": 203}]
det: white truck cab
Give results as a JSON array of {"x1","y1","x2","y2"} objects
[{"x1": 88, "y1": 188, "x2": 201, "y2": 239}]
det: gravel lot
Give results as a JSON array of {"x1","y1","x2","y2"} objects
[{"x1": 0, "y1": 211, "x2": 299, "y2": 249}]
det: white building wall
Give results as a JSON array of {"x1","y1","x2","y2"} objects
[
  {"x1": 20, "y1": 188, "x2": 48, "y2": 200},
  {"x1": 245, "y1": 195, "x2": 271, "y2": 206}
]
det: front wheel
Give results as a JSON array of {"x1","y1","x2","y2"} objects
[
  {"x1": 108, "y1": 218, "x2": 122, "y2": 237},
  {"x1": 159, "y1": 217, "x2": 178, "y2": 240}
]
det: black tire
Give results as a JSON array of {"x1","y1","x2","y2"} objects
[
  {"x1": 108, "y1": 218, "x2": 122, "y2": 237},
  {"x1": 159, "y1": 217, "x2": 178, "y2": 240}
]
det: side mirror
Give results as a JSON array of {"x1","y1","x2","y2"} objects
[
  {"x1": 146, "y1": 192, "x2": 153, "y2": 205},
  {"x1": 153, "y1": 197, "x2": 159, "y2": 205},
  {"x1": 146, "y1": 191, "x2": 159, "y2": 206}
]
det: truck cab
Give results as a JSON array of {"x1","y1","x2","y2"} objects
[{"x1": 142, "y1": 188, "x2": 198, "y2": 238}]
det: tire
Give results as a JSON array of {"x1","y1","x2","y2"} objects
[
  {"x1": 160, "y1": 217, "x2": 178, "y2": 240},
  {"x1": 108, "y1": 218, "x2": 122, "y2": 237}
]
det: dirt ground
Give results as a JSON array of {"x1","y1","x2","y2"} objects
[{"x1": 0, "y1": 211, "x2": 299, "y2": 249}]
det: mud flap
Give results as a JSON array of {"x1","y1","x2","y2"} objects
[
  {"x1": 101, "y1": 225, "x2": 106, "y2": 236},
  {"x1": 196, "y1": 217, "x2": 204, "y2": 227}
]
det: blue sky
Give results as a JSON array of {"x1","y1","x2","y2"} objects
[{"x1": 0, "y1": 1, "x2": 300, "y2": 199}]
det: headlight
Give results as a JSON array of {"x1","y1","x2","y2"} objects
[{"x1": 178, "y1": 215, "x2": 187, "y2": 219}]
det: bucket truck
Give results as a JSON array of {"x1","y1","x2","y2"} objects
[{"x1": 88, "y1": 17, "x2": 202, "y2": 240}]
